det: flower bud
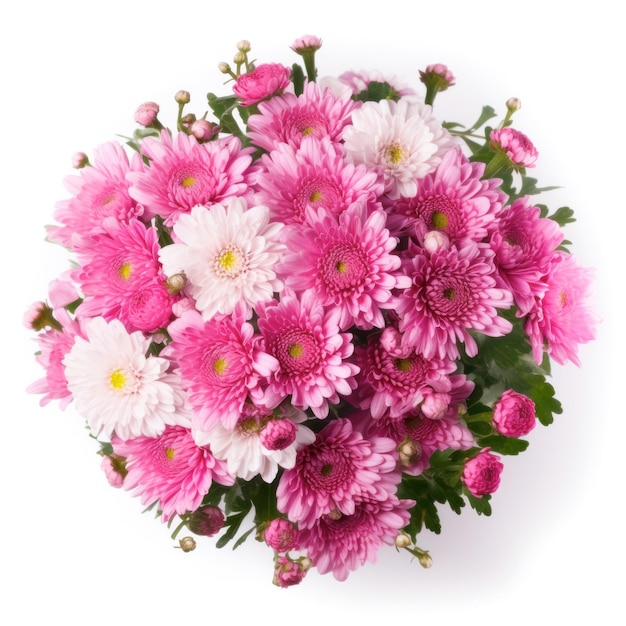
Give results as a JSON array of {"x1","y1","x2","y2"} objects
[
  {"x1": 422, "y1": 230, "x2": 450, "y2": 254},
  {"x1": 506, "y1": 97, "x2": 522, "y2": 112},
  {"x1": 187, "y1": 505, "x2": 225, "y2": 537},
  {"x1": 218, "y1": 62, "x2": 232, "y2": 74},
  {"x1": 418, "y1": 552, "x2": 433, "y2": 568},
  {"x1": 398, "y1": 436, "x2": 420, "y2": 467},
  {"x1": 395, "y1": 532, "x2": 411, "y2": 549},
  {"x1": 259, "y1": 418, "x2": 297, "y2": 451},
  {"x1": 71, "y1": 151, "x2": 89, "y2": 169},
  {"x1": 236, "y1": 39, "x2": 251, "y2": 52},
  {"x1": 190, "y1": 119, "x2": 219, "y2": 142},
  {"x1": 233, "y1": 51, "x2": 246, "y2": 65},
  {"x1": 263, "y1": 518, "x2": 299, "y2": 552},
  {"x1": 166, "y1": 273, "x2": 186, "y2": 294},
  {"x1": 175, "y1": 90, "x2": 191, "y2": 104},
  {"x1": 177, "y1": 536, "x2": 197, "y2": 552},
  {"x1": 272, "y1": 555, "x2": 311, "y2": 588},
  {"x1": 134, "y1": 101, "x2": 160, "y2": 126}
]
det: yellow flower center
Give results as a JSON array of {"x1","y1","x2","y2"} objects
[
  {"x1": 559, "y1": 290, "x2": 568, "y2": 307},
  {"x1": 394, "y1": 358, "x2": 412, "y2": 372},
  {"x1": 301, "y1": 126, "x2": 314, "y2": 136},
  {"x1": 310, "y1": 190, "x2": 323, "y2": 202},
  {"x1": 384, "y1": 143, "x2": 405, "y2": 166},
  {"x1": 288, "y1": 343, "x2": 303, "y2": 358},
  {"x1": 213, "y1": 357, "x2": 227, "y2": 376},
  {"x1": 165, "y1": 447, "x2": 176, "y2": 460},
  {"x1": 118, "y1": 263, "x2": 132, "y2": 280},
  {"x1": 215, "y1": 244, "x2": 246, "y2": 278},
  {"x1": 431, "y1": 211, "x2": 448, "y2": 230},
  {"x1": 110, "y1": 368, "x2": 127, "y2": 390},
  {"x1": 444, "y1": 287, "x2": 455, "y2": 300},
  {"x1": 336, "y1": 260, "x2": 347, "y2": 274},
  {"x1": 181, "y1": 176, "x2": 196, "y2": 188}
]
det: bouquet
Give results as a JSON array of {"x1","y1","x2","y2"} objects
[{"x1": 25, "y1": 35, "x2": 599, "y2": 586}]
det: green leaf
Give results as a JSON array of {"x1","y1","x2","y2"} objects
[
  {"x1": 352, "y1": 81, "x2": 400, "y2": 103},
  {"x1": 477, "y1": 434, "x2": 529, "y2": 455},
  {"x1": 466, "y1": 492, "x2": 492, "y2": 516},
  {"x1": 290, "y1": 63, "x2": 305, "y2": 97}
]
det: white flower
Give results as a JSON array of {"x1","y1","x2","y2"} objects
[
  {"x1": 342, "y1": 98, "x2": 457, "y2": 198},
  {"x1": 63, "y1": 317, "x2": 190, "y2": 440},
  {"x1": 159, "y1": 198, "x2": 285, "y2": 320}
]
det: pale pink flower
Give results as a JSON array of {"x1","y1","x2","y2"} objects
[
  {"x1": 290, "y1": 34, "x2": 322, "y2": 53},
  {"x1": 297, "y1": 493, "x2": 412, "y2": 581},
  {"x1": 276, "y1": 418, "x2": 400, "y2": 528},
  {"x1": 100, "y1": 454, "x2": 125, "y2": 488},
  {"x1": 166, "y1": 307, "x2": 279, "y2": 432},
  {"x1": 273, "y1": 555, "x2": 311, "y2": 587},
  {"x1": 233, "y1": 63, "x2": 292, "y2": 107},
  {"x1": 385, "y1": 147, "x2": 506, "y2": 243},
  {"x1": 247, "y1": 81, "x2": 357, "y2": 152},
  {"x1": 278, "y1": 202, "x2": 405, "y2": 330},
  {"x1": 128, "y1": 131, "x2": 253, "y2": 226},
  {"x1": 112, "y1": 425, "x2": 234, "y2": 521},
  {"x1": 419, "y1": 63, "x2": 456, "y2": 91},
  {"x1": 337, "y1": 69, "x2": 417, "y2": 99},
  {"x1": 396, "y1": 241, "x2": 513, "y2": 360},
  {"x1": 253, "y1": 135, "x2": 383, "y2": 225},
  {"x1": 524, "y1": 251, "x2": 599, "y2": 366},
  {"x1": 263, "y1": 518, "x2": 299, "y2": 552},
  {"x1": 48, "y1": 141, "x2": 144, "y2": 250},
  {"x1": 490, "y1": 127, "x2": 538, "y2": 169},
  {"x1": 490, "y1": 196, "x2": 564, "y2": 315},
  {"x1": 342, "y1": 98, "x2": 457, "y2": 198},
  {"x1": 159, "y1": 199, "x2": 285, "y2": 320},
  {"x1": 134, "y1": 101, "x2": 160, "y2": 126},
  {"x1": 462, "y1": 448, "x2": 504, "y2": 497},
  {"x1": 492, "y1": 389, "x2": 536, "y2": 437},
  {"x1": 257, "y1": 290, "x2": 359, "y2": 418}
]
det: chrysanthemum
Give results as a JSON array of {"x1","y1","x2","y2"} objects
[
  {"x1": 524, "y1": 251, "x2": 599, "y2": 366},
  {"x1": 257, "y1": 290, "x2": 359, "y2": 418},
  {"x1": 276, "y1": 418, "x2": 400, "y2": 528},
  {"x1": 247, "y1": 81, "x2": 357, "y2": 152},
  {"x1": 489, "y1": 127, "x2": 538, "y2": 169},
  {"x1": 63, "y1": 317, "x2": 190, "y2": 440},
  {"x1": 48, "y1": 141, "x2": 144, "y2": 251},
  {"x1": 490, "y1": 196, "x2": 564, "y2": 315},
  {"x1": 297, "y1": 493, "x2": 412, "y2": 581},
  {"x1": 278, "y1": 202, "x2": 405, "y2": 330},
  {"x1": 342, "y1": 98, "x2": 457, "y2": 198},
  {"x1": 194, "y1": 403, "x2": 315, "y2": 482},
  {"x1": 166, "y1": 307, "x2": 279, "y2": 432},
  {"x1": 232, "y1": 63, "x2": 292, "y2": 107},
  {"x1": 112, "y1": 425, "x2": 234, "y2": 521},
  {"x1": 396, "y1": 241, "x2": 513, "y2": 360},
  {"x1": 128, "y1": 131, "x2": 254, "y2": 226},
  {"x1": 337, "y1": 69, "x2": 417, "y2": 99},
  {"x1": 159, "y1": 198, "x2": 285, "y2": 320},
  {"x1": 385, "y1": 147, "x2": 506, "y2": 242},
  {"x1": 253, "y1": 135, "x2": 383, "y2": 225}
]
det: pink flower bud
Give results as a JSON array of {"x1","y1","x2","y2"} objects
[
  {"x1": 492, "y1": 389, "x2": 536, "y2": 437},
  {"x1": 290, "y1": 34, "x2": 323, "y2": 53},
  {"x1": 489, "y1": 127, "x2": 538, "y2": 169},
  {"x1": 175, "y1": 90, "x2": 190, "y2": 104},
  {"x1": 419, "y1": 63, "x2": 456, "y2": 91},
  {"x1": 462, "y1": 448, "x2": 504, "y2": 497},
  {"x1": 259, "y1": 418, "x2": 297, "y2": 451},
  {"x1": 421, "y1": 392, "x2": 451, "y2": 420},
  {"x1": 71, "y1": 151, "x2": 89, "y2": 169},
  {"x1": 100, "y1": 454, "x2": 126, "y2": 488},
  {"x1": 232, "y1": 63, "x2": 291, "y2": 107},
  {"x1": 422, "y1": 230, "x2": 450, "y2": 253},
  {"x1": 190, "y1": 119, "x2": 219, "y2": 142},
  {"x1": 134, "y1": 101, "x2": 160, "y2": 126},
  {"x1": 263, "y1": 518, "x2": 299, "y2": 552},
  {"x1": 272, "y1": 555, "x2": 311, "y2": 588},
  {"x1": 187, "y1": 505, "x2": 225, "y2": 537}
]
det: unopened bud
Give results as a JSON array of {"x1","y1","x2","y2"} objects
[
  {"x1": 134, "y1": 101, "x2": 160, "y2": 126},
  {"x1": 72, "y1": 151, "x2": 89, "y2": 169},
  {"x1": 395, "y1": 532, "x2": 411, "y2": 549},
  {"x1": 177, "y1": 536, "x2": 197, "y2": 552},
  {"x1": 218, "y1": 62, "x2": 232, "y2": 74},
  {"x1": 190, "y1": 119, "x2": 219, "y2": 142},
  {"x1": 418, "y1": 552, "x2": 433, "y2": 568},
  {"x1": 506, "y1": 97, "x2": 522, "y2": 112},
  {"x1": 398, "y1": 437, "x2": 420, "y2": 467},
  {"x1": 233, "y1": 51, "x2": 246, "y2": 65},
  {"x1": 166, "y1": 273, "x2": 186, "y2": 294},
  {"x1": 236, "y1": 39, "x2": 251, "y2": 52},
  {"x1": 175, "y1": 90, "x2": 191, "y2": 104},
  {"x1": 327, "y1": 508, "x2": 342, "y2": 521}
]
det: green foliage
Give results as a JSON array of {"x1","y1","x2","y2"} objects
[{"x1": 352, "y1": 81, "x2": 401, "y2": 103}]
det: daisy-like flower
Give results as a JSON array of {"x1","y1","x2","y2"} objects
[
  {"x1": 396, "y1": 241, "x2": 513, "y2": 360},
  {"x1": 48, "y1": 141, "x2": 144, "y2": 251},
  {"x1": 112, "y1": 424, "x2": 234, "y2": 521},
  {"x1": 247, "y1": 81, "x2": 357, "y2": 152},
  {"x1": 166, "y1": 307, "x2": 278, "y2": 432},
  {"x1": 194, "y1": 403, "x2": 316, "y2": 483},
  {"x1": 159, "y1": 198, "x2": 285, "y2": 320},
  {"x1": 128, "y1": 131, "x2": 254, "y2": 226},
  {"x1": 490, "y1": 196, "x2": 564, "y2": 315},
  {"x1": 253, "y1": 135, "x2": 384, "y2": 225},
  {"x1": 297, "y1": 492, "x2": 413, "y2": 581},
  {"x1": 257, "y1": 290, "x2": 359, "y2": 418},
  {"x1": 524, "y1": 250, "x2": 599, "y2": 366},
  {"x1": 278, "y1": 202, "x2": 405, "y2": 330},
  {"x1": 342, "y1": 98, "x2": 457, "y2": 198},
  {"x1": 385, "y1": 147, "x2": 506, "y2": 243},
  {"x1": 276, "y1": 418, "x2": 400, "y2": 528},
  {"x1": 63, "y1": 317, "x2": 190, "y2": 440}
]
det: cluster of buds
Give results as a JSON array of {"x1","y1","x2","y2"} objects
[
  {"x1": 218, "y1": 39, "x2": 255, "y2": 80},
  {"x1": 395, "y1": 532, "x2": 433, "y2": 569}
]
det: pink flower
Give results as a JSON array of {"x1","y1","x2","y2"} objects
[
  {"x1": 462, "y1": 448, "x2": 504, "y2": 497},
  {"x1": 396, "y1": 241, "x2": 513, "y2": 360},
  {"x1": 128, "y1": 131, "x2": 254, "y2": 226},
  {"x1": 257, "y1": 290, "x2": 359, "y2": 418},
  {"x1": 297, "y1": 493, "x2": 412, "y2": 581},
  {"x1": 273, "y1": 555, "x2": 311, "y2": 587},
  {"x1": 48, "y1": 142, "x2": 144, "y2": 250},
  {"x1": 337, "y1": 69, "x2": 417, "y2": 99},
  {"x1": 233, "y1": 63, "x2": 292, "y2": 107},
  {"x1": 276, "y1": 418, "x2": 400, "y2": 528},
  {"x1": 524, "y1": 251, "x2": 599, "y2": 366},
  {"x1": 112, "y1": 424, "x2": 234, "y2": 522},
  {"x1": 279, "y1": 202, "x2": 405, "y2": 330},
  {"x1": 490, "y1": 127, "x2": 538, "y2": 169},
  {"x1": 166, "y1": 307, "x2": 279, "y2": 431},
  {"x1": 134, "y1": 101, "x2": 160, "y2": 126},
  {"x1": 290, "y1": 34, "x2": 322, "y2": 53},
  {"x1": 253, "y1": 135, "x2": 383, "y2": 225},
  {"x1": 492, "y1": 389, "x2": 536, "y2": 437},
  {"x1": 247, "y1": 81, "x2": 357, "y2": 152},
  {"x1": 187, "y1": 505, "x2": 225, "y2": 537},
  {"x1": 263, "y1": 518, "x2": 299, "y2": 552},
  {"x1": 419, "y1": 63, "x2": 456, "y2": 90},
  {"x1": 490, "y1": 196, "x2": 564, "y2": 315},
  {"x1": 101, "y1": 454, "x2": 125, "y2": 488}
]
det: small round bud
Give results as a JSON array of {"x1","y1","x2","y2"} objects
[
  {"x1": 72, "y1": 151, "x2": 89, "y2": 169},
  {"x1": 327, "y1": 508, "x2": 342, "y2": 521},
  {"x1": 506, "y1": 97, "x2": 522, "y2": 112},
  {"x1": 187, "y1": 506, "x2": 225, "y2": 537},
  {"x1": 422, "y1": 230, "x2": 450, "y2": 254},
  {"x1": 418, "y1": 552, "x2": 433, "y2": 568},
  {"x1": 175, "y1": 90, "x2": 191, "y2": 104},
  {"x1": 190, "y1": 119, "x2": 219, "y2": 142},
  {"x1": 233, "y1": 51, "x2": 246, "y2": 65},
  {"x1": 259, "y1": 418, "x2": 297, "y2": 451},
  {"x1": 218, "y1": 62, "x2": 232, "y2": 74},
  {"x1": 177, "y1": 536, "x2": 196, "y2": 552},
  {"x1": 134, "y1": 101, "x2": 160, "y2": 126},
  {"x1": 236, "y1": 39, "x2": 251, "y2": 52},
  {"x1": 166, "y1": 273, "x2": 186, "y2": 295},
  {"x1": 395, "y1": 532, "x2": 412, "y2": 549},
  {"x1": 398, "y1": 437, "x2": 421, "y2": 467}
]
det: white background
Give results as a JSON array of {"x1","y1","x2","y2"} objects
[{"x1": 1, "y1": 1, "x2": 622, "y2": 623}]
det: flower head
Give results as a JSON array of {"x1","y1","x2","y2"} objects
[
  {"x1": 492, "y1": 389, "x2": 536, "y2": 437},
  {"x1": 233, "y1": 63, "x2": 292, "y2": 107},
  {"x1": 489, "y1": 127, "x2": 538, "y2": 170},
  {"x1": 461, "y1": 448, "x2": 504, "y2": 497}
]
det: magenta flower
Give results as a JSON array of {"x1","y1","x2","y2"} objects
[
  {"x1": 263, "y1": 518, "x2": 299, "y2": 552},
  {"x1": 247, "y1": 81, "x2": 357, "y2": 152},
  {"x1": 524, "y1": 251, "x2": 599, "y2": 366},
  {"x1": 297, "y1": 493, "x2": 412, "y2": 581},
  {"x1": 492, "y1": 389, "x2": 537, "y2": 437},
  {"x1": 272, "y1": 554, "x2": 311, "y2": 587},
  {"x1": 419, "y1": 63, "x2": 456, "y2": 89},
  {"x1": 112, "y1": 425, "x2": 234, "y2": 521},
  {"x1": 233, "y1": 63, "x2": 292, "y2": 107},
  {"x1": 461, "y1": 448, "x2": 504, "y2": 497},
  {"x1": 253, "y1": 135, "x2": 383, "y2": 225},
  {"x1": 48, "y1": 141, "x2": 144, "y2": 251},
  {"x1": 490, "y1": 127, "x2": 538, "y2": 169},
  {"x1": 166, "y1": 307, "x2": 279, "y2": 431},
  {"x1": 128, "y1": 131, "x2": 254, "y2": 226},
  {"x1": 276, "y1": 418, "x2": 400, "y2": 528},
  {"x1": 279, "y1": 202, "x2": 404, "y2": 330},
  {"x1": 396, "y1": 241, "x2": 513, "y2": 360},
  {"x1": 257, "y1": 290, "x2": 358, "y2": 418},
  {"x1": 490, "y1": 197, "x2": 564, "y2": 315}
]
